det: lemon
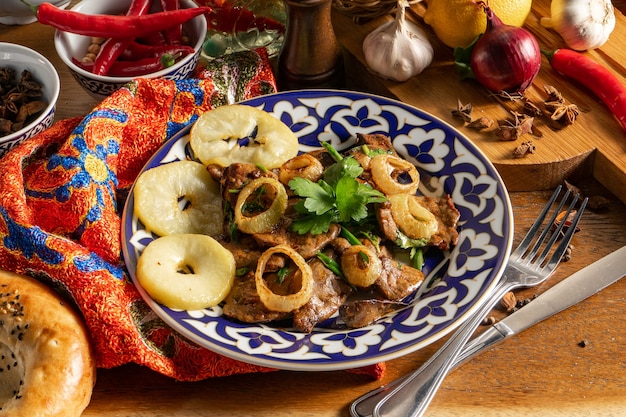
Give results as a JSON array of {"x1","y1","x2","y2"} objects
[{"x1": 423, "y1": 0, "x2": 532, "y2": 48}]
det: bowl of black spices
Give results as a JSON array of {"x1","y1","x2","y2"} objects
[{"x1": 0, "y1": 42, "x2": 60, "y2": 156}]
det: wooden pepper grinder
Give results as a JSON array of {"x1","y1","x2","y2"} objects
[{"x1": 278, "y1": 0, "x2": 344, "y2": 90}]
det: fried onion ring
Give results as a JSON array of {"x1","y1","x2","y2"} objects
[
  {"x1": 278, "y1": 153, "x2": 324, "y2": 185},
  {"x1": 235, "y1": 177, "x2": 288, "y2": 234},
  {"x1": 370, "y1": 154, "x2": 420, "y2": 195},
  {"x1": 255, "y1": 245, "x2": 313, "y2": 312},
  {"x1": 340, "y1": 245, "x2": 382, "y2": 288},
  {"x1": 388, "y1": 193, "x2": 438, "y2": 240}
]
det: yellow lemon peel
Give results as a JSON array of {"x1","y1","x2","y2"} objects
[{"x1": 423, "y1": 0, "x2": 532, "y2": 49}]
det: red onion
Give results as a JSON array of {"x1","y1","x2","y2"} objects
[{"x1": 470, "y1": 3, "x2": 541, "y2": 94}]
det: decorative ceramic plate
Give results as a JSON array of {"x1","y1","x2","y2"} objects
[{"x1": 122, "y1": 89, "x2": 513, "y2": 371}]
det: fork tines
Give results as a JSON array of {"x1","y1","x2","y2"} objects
[{"x1": 513, "y1": 185, "x2": 588, "y2": 269}]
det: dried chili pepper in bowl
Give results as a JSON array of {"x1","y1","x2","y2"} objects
[
  {"x1": 91, "y1": 0, "x2": 153, "y2": 76},
  {"x1": 52, "y1": 0, "x2": 208, "y2": 100},
  {"x1": 23, "y1": 0, "x2": 212, "y2": 39},
  {"x1": 73, "y1": 53, "x2": 189, "y2": 78},
  {"x1": 121, "y1": 43, "x2": 195, "y2": 61}
]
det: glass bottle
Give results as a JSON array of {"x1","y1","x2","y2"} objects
[{"x1": 203, "y1": 0, "x2": 286, "y2": 59}]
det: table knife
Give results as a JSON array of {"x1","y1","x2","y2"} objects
[
  {"x1": 350, "y1": 245, "x2": 626, "y2": 417},
  {"x1": 454, "y1": 244, "x2": 626, "y2": 365}
]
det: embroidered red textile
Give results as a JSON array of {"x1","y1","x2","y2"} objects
[{"x1": 0, "y1": 52, "x2": 385, "y2": 381}]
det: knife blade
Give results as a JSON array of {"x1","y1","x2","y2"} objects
[
  {"x1": 350, "y1": 245, "x2": 626, "y2": 417},
  {"x1": 455, "y1": 244, "x2": 626, "y2": 365}
]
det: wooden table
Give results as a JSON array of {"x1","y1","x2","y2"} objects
[{"x1": 1, "y1": 2, "x2": 625, "y2": 416}]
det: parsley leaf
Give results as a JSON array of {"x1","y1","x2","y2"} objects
[
  {"x1": 290, "y1": 210, "x2": 336, "y2": 235},
  {"x1": 335, "y1": 176, "x2": 368, "y2": 222},
  {"x1": 289, "y1": 177, "x2": 335, "y2": 215},
  {"x1": 323, "y1": 156, "x2": 363, "y2": 186},
  {"x1": 288, "y1": 143, "x2": 386, "y2": 235}
]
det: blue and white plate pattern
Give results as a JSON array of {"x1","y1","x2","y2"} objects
[{"x1": 122, "y1": 90, "x2": 513, "y2": 371}]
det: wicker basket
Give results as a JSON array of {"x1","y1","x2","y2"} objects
[{"x1": 332, "y1": 0, "x2": 422, "y2": 22}]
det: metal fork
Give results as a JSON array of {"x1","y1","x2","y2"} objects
[{"x1": 350, "y1": 186, "x2": 587, "y2": 417}]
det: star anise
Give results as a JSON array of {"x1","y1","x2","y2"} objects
[
  {"x1": 544, "y1": 85, "x2": 564, "y2": 104},
  {"x1": 550, "y1": 103, "x2": 579, "y2": 125},
  {"x1": 523, "y1": 99, "x2": 544, "y2": 117},
  {"x1": 513, "y1": 140, "x2": 536, "y2": 158},
  {"x1": 452, "y1": 98, "x2": 473, "y2": 124},
  {"x1": 543, "y1": 85, "x2": 579, "y2": 126},
  {"x1": 563, "y1": 180, "x2": 611, "y2": 211},
  {"x1": 467, "y1": 116, "x2": 495, "y2": 130},
  {"x1": 496, "y1": 112, "x2": 534, "y2": 141}
]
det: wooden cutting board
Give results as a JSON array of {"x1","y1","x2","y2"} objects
[{"x1": 332, "y1": 0, "x2": 626, "y2": 203}]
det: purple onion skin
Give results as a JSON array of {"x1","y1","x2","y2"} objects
[{"x1": 470, "y1": 6, "x2": 541, "y2": 94}]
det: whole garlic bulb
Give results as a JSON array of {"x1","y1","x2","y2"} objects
[
  {"x1": 362, "y1": 0, "x2": 433, "y2": 82},
  {"x1": 541, "y1": 0, "x2": 615, "y2": 50}
]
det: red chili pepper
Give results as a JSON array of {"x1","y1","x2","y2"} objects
[
  {"x1": 160, "y1": 0, "x2": 183, "y2": 45},
  {"x1": 138, "y1": 31, "x2": 168, "y2": 46},
  {"x1": 93, "y1": 0, "x2": 153, "y2": 76},
  {"x1": 544, "y1": 48, "x2": 626, "y2": 132},
  {"x1": 121, "y1": 42, "x2": 195, "y2": 60},
  {"x1": 125, "y1": 0, "x2": 153, "y2": 16},
  {"x1": 73, "y1": 53, "x2": 184, "y2": 77},
  {"x1": 24, "y1": 1, "x2": 212, "y2": 39}
]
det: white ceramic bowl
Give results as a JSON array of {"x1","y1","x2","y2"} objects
[
  {"x1": 0, "y1": 0, "x2": 70, "y2": 25},
  {"x1": 0, "y1": 43, "x2": 60, "y2": 156},
  {"x1": 54, "y1": 0, "x2": 207, "y2": 100}
]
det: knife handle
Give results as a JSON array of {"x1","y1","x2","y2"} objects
[{"x1": 349, "y1": 322, "x2": 514, "y2": 417}]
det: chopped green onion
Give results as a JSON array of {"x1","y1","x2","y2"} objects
[
  {"x1": 321, "y1": 141, "x2": 344, "y2": 162},
  {"x1": 236, "y1": 267, "x2": 250, "y2": 276},
  {"x1": 316, "y1": 251, "x2": 343, "y2": 277},
  {"x1": 410, "y1": 247, "x2": 424, "y2": 270},
  {"x1": 276, "y1": 267, "x2": 290, "y2": 284},
  {"x1": 340, "y1": 227, "x2": 361, "y2": 246}
]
